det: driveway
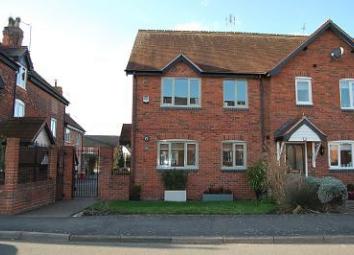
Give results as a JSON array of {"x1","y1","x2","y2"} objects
[{"x1": 19, "y1": 198, "x2": 97, "y2": 218}]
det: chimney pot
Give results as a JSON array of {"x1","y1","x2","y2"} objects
[{"x1": 2, "y1": 16, "x2": 23, "y2": 48}]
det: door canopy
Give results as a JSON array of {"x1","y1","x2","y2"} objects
[{"x1": 274, "y1": 116, "x2": 326, "y2": 142}]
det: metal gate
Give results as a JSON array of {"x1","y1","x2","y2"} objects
[{"x1": 73, "y1": 148, "x2": 99, "y2": 197}]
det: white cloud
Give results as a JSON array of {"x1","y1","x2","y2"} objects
[
  {"x1": 200, "y1": 0, "x2": 209, "y2": 7},
  {"x1": 174, "y1": 22, "x2": 207, "y2": 31}
]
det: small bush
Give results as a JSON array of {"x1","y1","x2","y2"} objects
[
  {"x1": 130, "y1": 184, "x2": 141, "y2": 201},
  {"x1": 317, "y1": 177, "x2": 347, "y2": 207},
  {"x1": 161, "y1": 171, "x2": 188, "y2": 190},
  {"x1": 305, "y1": 176, "x2": 321, "y2": 189},
  {"x1": 247, "y1": 161, "x2": 267, "y2": 200},
  {"x1": 347, "y1": 184, "x2": 354, "y2": 192}
]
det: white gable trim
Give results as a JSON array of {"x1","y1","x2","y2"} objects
[
  {"x1": 34, "y1": 128, "x2": 51, "y2": 147},
  {"x1": 288, "y1": 124, "x2": 321, "y2": 142}
]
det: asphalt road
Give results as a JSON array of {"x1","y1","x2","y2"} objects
[
  {"x1": 1, "y1": 214, "x2": 354, "y2": 237},
  {"x1": 1, "y1": 241, "x2": 354, "y2": 255}
]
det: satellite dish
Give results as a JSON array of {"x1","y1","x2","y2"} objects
[{"x1": 330, "y1": 47, "x2": 344, "y2": 59}]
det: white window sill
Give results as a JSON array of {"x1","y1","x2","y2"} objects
[
  {"x1": 296, "y1": 102, "x2": 313, "y2": 106},
  {"x1": 221, "y1": 167, "x2": 247, "y2": 171},
  {"x1": 156, "y1": 166, "x2": 198, "y2": 171},
  {"x1": 223, "y1": 106, "x2": 248, "y2": 110},
  {"x1": 160, "y1": 105, "x2": 201, "y2": 109},
  {"x1": 16, "y1": 84, "x2": 27, "y2": 90},
  {"x1": 341, "y1": 108, "x2": 354, "y2": 111},
  {"x1": 329, "y1": 167, "x2": 354, "y2": 171}
]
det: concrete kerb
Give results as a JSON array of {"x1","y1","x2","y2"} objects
[{"x1": 0, "y1": 231, "x2": 354, "y2": 244}]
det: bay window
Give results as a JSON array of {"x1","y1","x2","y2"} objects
[
  {"x1": 222, "y1": 141, "x2": 247, "y2": 170},
  {"x1": 161, "y1": 78, "x2": 201, "y2": 107},
  {"x1": 157, "y1": 140, "x2": 198, "y2": 169},
  {"x1": 329, "y1": 141, "x2": 354, "y2": 169}
]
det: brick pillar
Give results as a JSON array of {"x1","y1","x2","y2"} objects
[
  {"x1": 63, "y1": 146, "x2": 74, "y2": 200},
  {"x1": 2, "y1": 138, "x2": 20, "y2": 214},
  {"x1": 98, "y1": 147, "x2": 113, "y2": 199},
  {"x1": 48, "y1": 146, "x2": 58, "y2": 203}
]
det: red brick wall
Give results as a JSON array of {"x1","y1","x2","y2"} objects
[
  {"x1": 0, "y1": 62, "x2": 16, "y2": 121},
  {"x1": 265, "y1": 29, "x2": 354, "y2": 183},
  {"x1": 133, "y1": 62, "x2": 261, "y2": 200},
  {"x1": 99, "y1": 147, "x2": 130, "y2": 200},
  {"x1": 0, "y1": 138, "x2": 57, "y2": 215}
]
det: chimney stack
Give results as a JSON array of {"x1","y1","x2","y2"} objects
[{"x1": 2, "y1": 17, "x2": 23, "y2": 48}]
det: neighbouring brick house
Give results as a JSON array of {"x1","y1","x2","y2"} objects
[
  {"x1": 126, "y1": 20, "x2": 354, "y2": 200},
  {"x1": 64, "y1": 113, "x2": 85, "y2": 173},
  {"x1": 0, "y1": 17, "x2": 71, "y2": 213}
]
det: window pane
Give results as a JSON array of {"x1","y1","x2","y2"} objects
[
  {"x1": 340, "y1": 144, "x2": 352, "y2": 168},
  {"x1": 187, "y1": 144, "x2": 196, "y2": 165},
  {"x1": 171, "y1": 143, "x2": 185, "y2": 166},
  {"x1": 159, "y1": 144, "x2": 169, "y2": 166},
  {"x1": 190, "y1": 79, "x2": 200, "y2": 105},
  {"x1": 224, "y1": 81, "x2": 235, "y2": 107},
  {"x1": 174, "y1": 78, "x2": 188, "y2": 105},
  {"x1": 222, "y1": 143, "x2": 233, "y2": 167},
  {"x1": 236, "y1": 80, "x2": 247, "y2": 106},
  {"x1": 297, "y1": 81, "x2": 310, "y2": 102},
  {"x1": 340, "y1": 82, "x2": 350, "y2": 108},
  {"x1": 235, "y1": 144, "x2": 245, "y2": 166},
  {"x1": 162, "y1": 78, "x2": 173, "y2": 104},
  {"x1": 330, "y1": 144, "x2": 339, "y2": 166}
]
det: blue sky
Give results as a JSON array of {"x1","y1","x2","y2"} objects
[{"x1": 1, "y1": 0, "x2": 353, "y2": 134}]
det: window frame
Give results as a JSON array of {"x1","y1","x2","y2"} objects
[
  {"x1": 64, "y1": 128, "x2": 71, "y2": 143},
  {"x1": 156, "y1": 139, "x2": 199, "y2": 170},
  {"x1": 223, "y1": 79, "x2": 249, "y2": 109},
  {"x1": 16, "y1": 64, "x2": 27, "y2": 90},
  {"x1": 328, "y1": 141, "x2": 354, "y2": 170},
  {"x1": 221, "y1": 140, "x2": 247, "y2": 170},
  {"x1": 160, "y1": 77, "x2": 201, "y2": 108},
  {"x1": 14, "y1": 99, "x2": 25, "y2": 117},
  {"x1": 339, "y1": 79, "x2": 354, "y2": 110},
  {"x1": 295, "y1": 77, "x2": 313, "y2": 105},
  {"x1": 50, "y1": 118, "x2": 57, "y2": 138}
]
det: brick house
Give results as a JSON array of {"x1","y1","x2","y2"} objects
[
  {"x1": 125, "y1": 20, "x2": 354, "y2": 200},
  {"x1": 0, "y1": 17, "x2": 71, "y2": 213}
]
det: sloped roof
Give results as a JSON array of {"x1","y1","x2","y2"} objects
[
  {"x1": 64, "y1": 114, "x2": 85, "y2": 133},
  {"x1": 0, "y1": 117, "x2": 55, "y2": 144},
  {"x1": 126, "y1": 29, "x2": 307, "y2": 74},
  {"x1": 119, "y1": 124, "x2": 131, "y2": 146},
  {"x1": 274, "y1": 116, "x2": 326, "y2": 142},
  {"x1": 83, "y1": 135, "x2": 119, "y2": 148}
]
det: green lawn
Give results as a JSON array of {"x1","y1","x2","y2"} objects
[{"x1": 83, "y1": 200, "x2": 276, "y2": 215}]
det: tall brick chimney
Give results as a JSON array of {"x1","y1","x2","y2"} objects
[{"x1": 2, "y1": 17, "x2": 23, "y2": 48}]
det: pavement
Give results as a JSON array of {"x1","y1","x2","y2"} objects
[
  {"x1": 1, "y1": 214, "x2": 354, "y2": 240},
  {"x1": 19, "y1": 198, "x2": 97, "y2": 217},
  {"x1": 2, "y1": 241, "x2": 354, "y2": 255}
]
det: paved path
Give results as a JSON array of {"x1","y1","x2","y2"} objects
[
  {"x1": 0, "y1": 214, "x2": 354, "y2": 237},
  {"x1": 19, "y1": 198, "x2": 97, "y2": 217},
  {"x1": 1, "y1": 241, "x2": 354, "y2": 255}
]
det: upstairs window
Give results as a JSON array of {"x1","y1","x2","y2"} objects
[
  {"x1": 14, "y1": 99, "x2": 25, "y2": 117},
  {"x1": 329, "y1": 141, "x2": 354, "y2": 169},
  {"x1": 16, "y1": 65, "x2": 27, "y2": 89},
  {"x1": 223, "y1": 80, "x2": 248, "y2": 108},
  {"x1": 50, "y1": 118, "x2": 57, "y2": 138},
  {"x1": 295, "y1": 77, "x2": 312, "y2": 105},
  {"x1": 161, "y1": 78, "x2": 201, "y2": 107},
  {"x1": 157, "y1": 140, "x2": 198, "y2": 169},
  {"x1": 64, "y1": 128, "x2": 71, "y2": 143},
  {"x1": 340, "y1": 79, "x2": 354, "y2": 110},
  {"x1": 222, "y1": 141, "x2": 247, "y2": 170}
]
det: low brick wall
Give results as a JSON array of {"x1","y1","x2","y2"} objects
[
  {"x1": 0, "y1": 138, "x2": 58, "y2": 215},
  {"x1": 98, "y1": 147, "x2": 130, "y2": 201}
]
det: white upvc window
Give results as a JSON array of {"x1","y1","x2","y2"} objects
[
  {"x1": 339, "y1": 79, "x2": 354, "y2": 110},
  {"x1": 50, "y1": 118, "x2": 57, "y2": 138},
  {"x1": 64, "y1": 128, "x2": 71, "y2": 143},
  {"x1": 161, "y1": 77, "x2": 201, "y2": 107},
  {"x1": 16, "y1": 64, "x2": 27, "y2": 89},
  {"x1": 14, "y1": 99, "x2": 25, "y2": 117},
  {"x1": 157, "y1": 140, "x2": 198, "y2": 169},
  {"x1": 223, "y1": 80, "x2": 248, "y2": 108},
  {"x1": 328, "y1": 141, "x2": 354, "y2": 170},
  {"x1": 295, "y1": 77, "x2": 312, "y2": 105},
  {"x1": 222, "y1": 141, "x2": 247, "y2": 170}
]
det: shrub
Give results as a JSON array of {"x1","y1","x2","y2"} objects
[
  {"x1": 305, "y1": 176, "x2": 321, "y2": 189},
  {"x1": 130, "y1": 184, "x2": 141, "y2": 201},
  {"x1": 317, "y1": 177, "x2": 347, "y2": 207},
  {"x1": 347, "y1": 184, "x2": 354, "y2": 192},
  {"x1": 247, "y1": 161, "x2": 267, "y2": 200},
  {"x1": 161, "y1": 171, "x2": 188, "y2": 190}
]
